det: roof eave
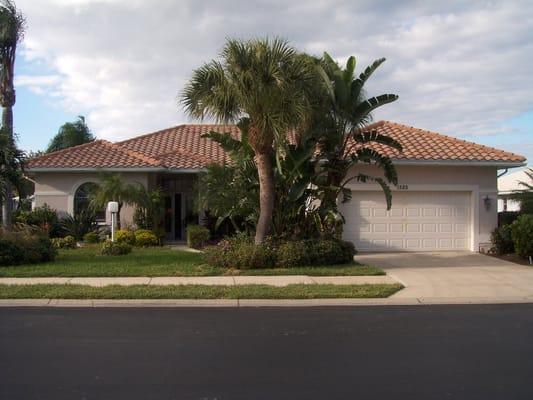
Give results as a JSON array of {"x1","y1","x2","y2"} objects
[
  {"x1": 392, "y1": 160, "x2": 526, "y2": 168},
  {"x1": 26, "y1": 167, "x2": 201, "y2": 173}
]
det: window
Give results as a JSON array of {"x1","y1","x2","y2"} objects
[{"x1": 74, "y1": 182, "x2": 105, "y2": 221}]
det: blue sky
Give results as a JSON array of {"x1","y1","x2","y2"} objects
[{"x1": 12, "y1": 0, "x2": 533, "y2": 164}]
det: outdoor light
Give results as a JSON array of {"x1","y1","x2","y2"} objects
[
  {"x1": 483, "y1": 195, "x2": 492, "y2": 211},
  {"x1": 107, "y1": 201, "x2": 119, "y2": 241}
]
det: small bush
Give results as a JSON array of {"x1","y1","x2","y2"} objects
[
  {"x1": 276, "y1": 241, "x2": 309, "y2": 267},
  {"x1": 511, "y1": 214, "x2": 533, "y2": 257},
  {"x1": 134, "y1": 229, "x2": 159, "y2": 247},
  {"x1": 498, "y1": 211, "x2": 520, "y2": 227},
  {"x1": 101, "y1": 240, "x2": 132, "y2": 256},
  {"x1": 186, "y1": 224, "x2": 210, "y2": 249},
  {"x1": 490, "y1": 225, "x2": 515, "y2": 255},
  {"x1": 83, "y1": 231, "x2": 100, "y2": 243},
  {"x1": 14, "y1": 204, "x2": 62, "y2": 237},
  {"x1": 114, "y1": 229, "x2": 136, "y2": 245},
  {"x1": 0, "y1": 229, "x2": 56, "y2": 266},
  {"x1": 51, "y1": 235, "x2": 77, "y2": 249}
]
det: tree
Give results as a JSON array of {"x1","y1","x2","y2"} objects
[
  {"x1": 89, "y1": 173, "x2": 138, "y2": 229},
  {"x1": 0, "y1": 0, "x2": 25, "y2": 229},
  {"x1": 0, "y1": 127, "x2": 24, "y2": 206},
  {"x1": 46, "y1": 116, "x2": 95, "y2": 153},
  {"x1": 506, "y1": 168, "x2": 533, "y2": 214},
  {"x1": 311, "y1": 53, "x2": 401, "y2": 235},
  {"x1": 182, "y1": 38, "x2": 317, "y2": 244}
]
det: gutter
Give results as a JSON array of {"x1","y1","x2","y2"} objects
[
  {"x1": 26, "y1": 167, "x2": 203, "y2": 173},
  {"x1": 391, "y1": 160, "x2": 526, "y2": 168}
]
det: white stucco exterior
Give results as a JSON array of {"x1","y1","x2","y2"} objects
[{"x1": 497, "y1": 168, "x2": 531, "y2": 212}]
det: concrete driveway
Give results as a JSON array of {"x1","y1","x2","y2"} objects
[{"x1": 355, "y1": 252, "x2": 533, "y2": 302}]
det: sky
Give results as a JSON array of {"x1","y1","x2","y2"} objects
[{"x1": 11, "y1": 0, "x2": 533, "y2": 165}]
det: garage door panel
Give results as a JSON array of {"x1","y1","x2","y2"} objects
[{"x1": 341, "y1": 191, "x2": 471, "y2": 252}]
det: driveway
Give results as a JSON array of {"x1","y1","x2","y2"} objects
[{"x1": 355, "y1": 251, "x2": 533, "y2": 301}]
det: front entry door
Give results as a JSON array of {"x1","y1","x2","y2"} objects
[{"x1": 164, "y1": 193, "x2": 184, "y2": 241}]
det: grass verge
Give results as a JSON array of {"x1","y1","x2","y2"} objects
[
  {"x1": 0, "y1": 247, "x2": 383, "y2": 277},
  {"x1": 0, "y1": 283, "x2": 402, "y2": 299}
]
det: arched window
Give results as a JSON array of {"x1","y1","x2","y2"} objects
[{"x1": 74, "y1": 182, "x2": 105, "y2": 221}]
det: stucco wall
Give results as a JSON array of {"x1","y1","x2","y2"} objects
[
  {"x1": 346, "y1": 165, "x2": 499, "y2": 251},
  {"x1": 33, "y1": 172, "x2": 149, "y2": 226}
]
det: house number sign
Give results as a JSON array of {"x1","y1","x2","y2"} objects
[{"x1": 398, "y1": 184, "x2": 409, "y2": 190}]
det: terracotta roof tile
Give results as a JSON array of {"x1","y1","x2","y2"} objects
[{"x1": 27, "y1": 121, "x2": 526, "y2": 170}]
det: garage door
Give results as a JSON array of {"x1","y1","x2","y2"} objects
[{"x1": 340, "y1": 191, "x2": 471, "y2": 252}]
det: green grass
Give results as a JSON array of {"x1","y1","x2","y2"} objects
[
  {"x1": 0, "y1": 283, "x2": 402, "y2": 299},
  {"x1": 0, "y1": 246, "x2": 383, "y2": 277}
]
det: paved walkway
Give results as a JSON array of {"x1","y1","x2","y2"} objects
[
  {"x1": 0, "y1": 275, "x2": 395, "y2": 287},
  {"x1": 355, "y1": 251, "x2": 533, "y2": 300}
]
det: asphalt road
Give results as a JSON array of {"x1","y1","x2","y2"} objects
[{"x1": 1, "y1": 305, "x2": 533, "y2": 400}]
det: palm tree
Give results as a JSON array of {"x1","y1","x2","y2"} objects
[
  {"x1": 46, "y1": 116, "x2": 95, "y2": 153},
  {"x1": 0, "y1": 127, "x2": 24, "y2": 206},
  {"x1": 89, "y1": 173, "x2": 138, "y2": 229},
  {"x1": 0, "y1": 0, "x2": 24, "y2": 229},
  {"x1": 181, "y1": 38, "x2": 317, "y2": 244},
  {"x1": 506, "y1": 168, "x2": 533, "y2": 214},
  {"x1": 313, "y1": 53, "x2": 401, "y2": 233}
]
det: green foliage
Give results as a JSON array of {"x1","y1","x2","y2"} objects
[
  {"x1": 46, "y1": 116, "x2": 95, "y2": 153},
  {"x1": 134, "y1": 229, "x2": 159, "y2": 247},
  {"x1": 0, "y1": 128, "x2": 25, "y2": 205},
  {"x1": 14, "y1": 204, "x2": 62, "y2": 237},
  {"x1": 59, "y1": 210, "x2": 97, "y2": 240},
  {"x1": 186, "y1": 224, "x2": 210, "y2": 249},
  {"x1": 490, "y1": 225, "x2": 515, "y2": 255},
  {"x1": 133, "y1": 186, "x2": 164, "y2": 235},
  {"x1": 83, "y1": 231, "x2": 100, "y2": 244},
  {"x1": 203, "y1": 234, "x2": 356, "y2": 269},
  {"x1": 511, "y1": 214, "x2": 533, "y2": 257},
  {"x1": 505, "y1": 169, "x2": 533, "y2": 214},
  {"x1": 498, "y1": 211, "x2": 521, "y2": 227},
  {"x1": 100, "y1": 240, "x2": 132, "y2": 256},
  {"x1": 0, "y1": 228, "x2": 56, "y2": 266},
  {"x1": 115, "y1": 229, "x2": 135, "y2": 245},
  {"x1": 51, "y1": 235, "x2": 77, "y2": 250}
]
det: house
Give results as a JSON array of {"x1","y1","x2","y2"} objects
[
  {"x1": 497, "y1": 168, "x2": 531, "y2": 212},
  {"x1": 26, "y1": 121, "x2": 526, "y2": 251}
]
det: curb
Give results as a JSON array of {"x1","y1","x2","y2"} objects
[{"x1": 1, "y1": 297, "x2": 533, "y2": 308}]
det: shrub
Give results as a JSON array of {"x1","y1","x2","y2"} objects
[
  {"x1": 134, "y1": 229, "x2": 159, "y2": 247},
  {"x1": 186, "y1": 224, "x2": 210, "y2": 249},
  {"x1": 203, "y1": 234, "x2": 355, "y2": 269},
  {"x1": 511, "y1": 214, "x2": 533, "y2": 257},
  {"x1": 51, "y1": 235, "x2": 77, "y2": 249},
  {"x1": 14, "y1": 204, "x2": 62, "y2": 237},
  {"x1": 0, "y1": 229, "x2": 56, "y2": 266},
  {"x1": 114, "y1": 229, "x2": 136, "y2": 245},
  {"x1": 101, "y1": 240, "x2": 132, "y2": 256},
  {"x1": 498, "y1": 211, "x2": 520, "y2": 227},
  {"x1": 83, "y1": 231, "x2": 100, "y2": 243},
  {"x1": 276, "y1": 241, "x2": 309, "y2": 267},
  {"x1": 203, "y1": 233, "x2": 275, "y2": 269},
  {"x1": 490, "y1": 225, "x2": 514, "y2": 255},
  {"x1": 60, "y1": 210, "x2": 98, "y2": 240}
]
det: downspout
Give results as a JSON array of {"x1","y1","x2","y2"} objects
[{"x1": 497, "y1": 168, "x2": 508, "y2": 178}]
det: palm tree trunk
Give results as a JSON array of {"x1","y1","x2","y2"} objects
[
  {"x1": 1, "y1": 105, "x2": 13, "y2": 230},
  {"x1": 254, "y1": 153, "x2": 275, "y2": 244}
]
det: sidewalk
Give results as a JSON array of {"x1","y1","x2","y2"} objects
[{"x1": 0, "y1": 275, "x2": 395, "y2": 287}]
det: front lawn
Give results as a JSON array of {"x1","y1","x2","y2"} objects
[
  {"x1": 0, "y1": 283, "x2": 402, "y2": 299},
  {"x1": 0, "y1": 246, "x2": 384, "y2": 277}
]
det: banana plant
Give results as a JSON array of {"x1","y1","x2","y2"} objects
[{"x1": 313, "y1": 53, "x2": 402, "y2": 235}]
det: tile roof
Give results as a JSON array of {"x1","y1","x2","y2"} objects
[{"x1": 27, "y1": 121, "x2": 526, "y2": 170}]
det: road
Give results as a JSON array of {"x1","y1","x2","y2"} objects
[{"x1": 1, "y1": 305, "x2": 533, "y2": 399}]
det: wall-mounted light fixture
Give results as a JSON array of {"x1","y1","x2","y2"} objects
[{"x1": 484, "y1": 195, "x2": 492, "y2": 211}]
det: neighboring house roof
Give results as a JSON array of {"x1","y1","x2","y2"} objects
[
  {"x1": 498, "y1": 168, "x2": 532, "y2": 195},
  {"x1": 27, "y1": 121, "x2": 526, "y2": 171}
]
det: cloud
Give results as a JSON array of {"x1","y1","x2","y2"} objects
[{"x1": 15, "y1": 0, "x2": 533, "y2": 144}]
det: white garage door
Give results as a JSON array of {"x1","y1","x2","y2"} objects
[{"x1": 340, "y1": 191, "x2": 471, "y2": 252}]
